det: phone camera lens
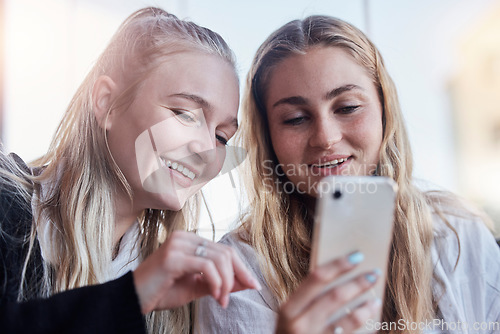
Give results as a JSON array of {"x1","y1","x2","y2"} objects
[{"x1": 333, "y1": 190, "x2": 342, "y2": 199}]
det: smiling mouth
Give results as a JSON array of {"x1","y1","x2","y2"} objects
[
  {"x1": 159, "y1": 158, "x2": 196, "y2": 180},
  {"x1": 311, "y1": 157, "x2": 349, "y2": 169}
]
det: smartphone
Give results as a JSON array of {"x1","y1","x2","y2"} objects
[{"x1": 310, "y1": 176, "x2": 397, "y2": 331}]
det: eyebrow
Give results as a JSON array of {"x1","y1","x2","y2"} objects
[
  {"x1": 272, "y1": 96, "x2": 308, "y2": 108},
  {"x1": 324, "y1": 84, "x2": 364, "y2": 100},
  {"x1": 272, "y1": 84, "x2": 364, "y2": 108},
  {"x1": 169, "y1": 93, "x2": 212, "y2": 111}
]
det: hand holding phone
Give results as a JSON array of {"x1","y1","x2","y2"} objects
[{"x1": 310, "y1": 176, "x2": 397, "y2": 331}]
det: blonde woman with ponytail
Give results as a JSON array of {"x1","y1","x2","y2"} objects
[
  {"x1": 0, "y1": 7, "x2": 260, "y2": 334},
  {"x1": 196, "y1": 15, "x2": 500, "y2": 333}
]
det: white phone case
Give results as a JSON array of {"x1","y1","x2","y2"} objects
[{"x1": 310, "y1": 176, "x2": 397, "y2": 332}]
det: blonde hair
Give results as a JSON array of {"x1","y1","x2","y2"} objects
[
  {"x1": 237, "y1": 15, "x2": 464, "y2": 331},
  {"x1": 13, "y1": 7, "x2": 235, "y2": 334}
]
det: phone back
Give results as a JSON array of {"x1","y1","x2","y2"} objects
[{"x1": 311, "y1": 176, "x2": 397, "y2": 331}]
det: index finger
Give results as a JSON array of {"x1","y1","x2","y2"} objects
[{"x1": 227, "y1": 246, "x2": 262, "y2": 292}]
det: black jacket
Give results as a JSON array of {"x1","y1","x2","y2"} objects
[{"x1": 0, "y1": 154, "x2": 146, "y2": 333}]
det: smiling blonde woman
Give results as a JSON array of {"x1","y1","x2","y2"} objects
[
  {"x1": 195, "y1": 15, "x2": 500, "y2": 334},
  {"x1": 0, "y1": 7, "x2": 260, "y2": 334}
]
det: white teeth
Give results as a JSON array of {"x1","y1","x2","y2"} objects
[
  {"x1": 314, "y1": 158, "x2": 348, "y2": 168},
  {"x1": 161, "y1": 158, "x2": 196, "y2": 180}
]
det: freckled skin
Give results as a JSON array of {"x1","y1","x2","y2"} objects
[{"x1": 265, "y1": 47, "x2": 383, "y2": 197}]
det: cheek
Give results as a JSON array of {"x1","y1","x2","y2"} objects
[
  {"x1": 107, "y1": 129, "x2": 138, "y2": 175},
  {"x1": 201, "y1": 147, "x2": 226, "y2": 181},
  {"x1": 149, "y1": 118, "x2": 187, "y2": 150},
  {"x1": 270, "y1": 134, "x2": 306, "y2": 183},
  {"x1": 269, "y1": 123, "x2": 297, "y2": 164},
  {"x1": 356, "y1": 111, "x2": 383, "y2": 163}
]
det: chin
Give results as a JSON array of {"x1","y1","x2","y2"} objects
[{"x1": 153, "y1": 193, "x2": 185, "y2": 212}]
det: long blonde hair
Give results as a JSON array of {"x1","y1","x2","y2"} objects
[
  {"x1": 14, "y1": 7, "x2": 236, "y2": 334},
  {"x1": 237, "y1": 15, "x2": 455, "y2": 331}
]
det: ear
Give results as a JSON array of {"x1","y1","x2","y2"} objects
[{"x1": 92, "y1": 75, "x2": 118, "y2": 130}]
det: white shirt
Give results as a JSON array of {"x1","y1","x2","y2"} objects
[
  {"x1": 37, "y1": 218, "x2": 141, "y2": 281},
  {"x1": 194, "y1": 213, "x2": 500, "y2": 333},
  {"x1": 33, "y1": 170, "x2": 141, "y2": 281}
]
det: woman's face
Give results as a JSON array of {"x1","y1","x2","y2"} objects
[
  {"x1": 265, "y1": 46, "x2": 383, "y2": 198},
  {"x1": 106, "y1": 51, "x2": 239, "y2": 211}
]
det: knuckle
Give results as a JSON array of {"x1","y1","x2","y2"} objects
[
  {"x1": 200, "y1": 260, "x2": 213, "y2": 273},
  {"x1": 208, "y1": 261, "x2": 220, "y2": 275},
  {"x1": 218, "y1": 247, "x2": 232, "y2": 263},
  {"x1": 328, "y1": 288, "x2": 344, "y2": 303}
]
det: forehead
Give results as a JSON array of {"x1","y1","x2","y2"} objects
[
  {"x1": 147, "y1": 51, "x2": 237, "y2": 93},
  {"x1": 140, "y1": 51, "x2": 239, "y2": 117},
  {"x1": 266, "y1": 47, "x2": 373, "y2": 100}
]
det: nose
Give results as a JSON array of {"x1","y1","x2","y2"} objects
[
  {"x1": 308, "y1": 115, "x2": 342, "y2": 149},
  {"x1": 188, "y1": 127, "x2": 217, "y2": 164}
]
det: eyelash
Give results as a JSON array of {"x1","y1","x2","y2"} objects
[
  {"x1": 338, "y1": 105, "x2": 360, "y2": 114},
  {"x1": 283, "y1": 105, "x2": 360, "y2": 125},
  {"x1": 166, "y1": 107, "x2": 229, "y2": 146},
  {"x1": 283, "y1": 116, "x2": 307, "y2": 126},
  {"x1": 216, "y1": 135, "x2": 228, "y2": 146},
  {"x1": 171, "y1": 108, "x2": 198, "y2": 124}
]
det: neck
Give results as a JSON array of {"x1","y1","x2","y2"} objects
[{"x1": 113, "y1": 188, "x2": 141, "y2": 246}]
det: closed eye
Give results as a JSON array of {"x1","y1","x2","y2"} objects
[
  {"x1": 171, "y1": 108, "x2": 201, "y2": 126},
  {"x1": 283, "y1": 116, "x2": 307, "y2": 126},
  {"x1": 216, "y1": 134, "x2": 228, "y2": 146},
  {"x1": 161, "y1": 106, "x2": 202, "y2": 127},
  {"x1": 337, "y1": 106, "x2": 360, "y2": 114}
]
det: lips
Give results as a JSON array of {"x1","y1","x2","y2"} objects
[
  {"x1": 307, "y1": 155, "x2": 352, "y2": 176},
  {"x1": 311, "y1": 157, "x2": 349, "y2": 168},
  {"x1": 310, "y1": 155, "x2": 351, "y2": 169}
]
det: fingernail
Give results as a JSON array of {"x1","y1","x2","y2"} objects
[
  {"x1": 222, "y1": 294, "x2": 230, "y2": 309},
  {"x1": 365, "y1": 273, "x2": 377, "y2": 283},
  {"x1": 374, "y1": 268, "x2": 382, "y2": 276},
  {"x1": 374, "y1": 298, "x2": 382, "y2": 306},
  {"x1": 348, "y1": 251, "x2": 364, "y2": 265}
]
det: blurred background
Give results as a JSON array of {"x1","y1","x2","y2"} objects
[{"x1": 1, "y1": 0, "x2": 499, "y2": 238}]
